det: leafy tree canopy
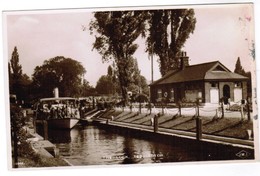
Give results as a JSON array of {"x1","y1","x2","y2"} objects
[
  {"x1": 146, "y1": 9, "x2": 196, "y2": 76},
  {"x1": 32, "y1": 56, "x2": 86, "y2": 98},
  {"x1": 9, "y1": 46, "x2": 32, "y2": 103},
  {"x1": 90, "y1": 11, "x2": 149, "y2": 104},
  {"x1": 96, "y1": 75, "x2": 115, "y2": 95}
]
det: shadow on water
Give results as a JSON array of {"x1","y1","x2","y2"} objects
[
  {"x1": 48, "y1": 129, "x2": 72, "y2": 143},
  {"x1": 36, "y1": 124, "x2": 72, "y2": 143}
]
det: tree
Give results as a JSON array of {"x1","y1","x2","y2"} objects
[
  {"x1": 146, "y1": 9, "x2": 196, "y2": 76},
  {"x1": 9, "y1": 46, "x2": 23, "y2": 96},
  {"x1": 8, "y1": 47, "x2": 32, "y2": 167},
  {"x1": 234, "y1": 57, "x2": 252, "y2": 96},
  {"x1": 9, "y1": 46, "x2": 32, "y2": 104},
  {"x1": 245, "y1": 71, "x2": 252, "y2": 97},
  {"x1": 79, "y1": 79, "x2": 97, "y2": 96},
  {"x1": 139, "y1": 75, "x2": 149, "y2": 96},
  {"x1": 107, "y1": 65, "x2": 113, "y2": 77},
  {"x1": 126, "y1": 58, "x2": 149, "y2": 96},
  {"x1": 96, "y1": 65, "x2": 120, "y2": 96},
  {"x1": 32, "y1": 56, "x2": 86, "y2": 98},
  {"x1": 90, "y1": 11, "x2": 148, "y2": 105},
  {"x1": 96, "y1": 75, "x2": 115, "y2": 95},
  {"x1": 234, "y1": 57, "x2": 246, "y2": 75}
]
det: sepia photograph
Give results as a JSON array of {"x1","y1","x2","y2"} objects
[{"x1": 2, "y1": 1, "x2": 259, "y2": 174}]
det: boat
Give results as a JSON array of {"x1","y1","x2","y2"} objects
[{"x1": 35, "y1": 97, "x2": 80, "y2": 129}]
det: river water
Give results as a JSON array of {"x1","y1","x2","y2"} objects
[{"x1": 43, "y1": 124, "x2": 253, "y2": 166}]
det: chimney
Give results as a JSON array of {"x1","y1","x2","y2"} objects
[{"x1": 179, "y1": 51, "x2": 189, "y2": 70}]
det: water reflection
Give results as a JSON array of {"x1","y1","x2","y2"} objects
[
  {"x1": 48, "y1": 129, "x2": 72, "y2": 143},
  {"x1": 46, "y1": 124, "x2": 252, "y2": 166}
]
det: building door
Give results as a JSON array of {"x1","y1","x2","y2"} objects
[
  {"x1": 210, "y1": 88, "x2": 219, "y2": 104},
  {"x1": 234, "y1": 88, "x2": 242, "y2": 103},
  {"x1": 223, "y1": 85, "x2": 230, "y2": 104}
]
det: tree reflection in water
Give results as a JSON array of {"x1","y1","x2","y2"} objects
[{"x1": 44, "y1": 125, "x2": 253, "y2": 166}]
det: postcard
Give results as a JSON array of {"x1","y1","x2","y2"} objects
[{"x1": 2, "y1": 2, "x2": 258, "y2": 171}]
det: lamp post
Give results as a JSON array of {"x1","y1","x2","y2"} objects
[
  {"x1": 150, "y1": 42, "x2": 154, "y2": 84},
  {"x1": 138, "y1": 70, "x2": 142, "y2": 114},
  {"x1": 139, "y1": 86, "x2": 141, "y2": 114},
  {"x1": 148, "y1": 44, "x2": 154, "y2": 115}
]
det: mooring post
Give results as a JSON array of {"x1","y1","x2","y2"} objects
[
  {"x1": 43, "y1": 120, "x2": 48, "y2": 140},
  {"x1": 196, "y1": 117, "x2": 202, "y2": 141},
  {"x1": 154, "y1": 115, "x2": 158, "y2": 133}
]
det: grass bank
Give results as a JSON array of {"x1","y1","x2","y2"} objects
[
  {"x1": 97, "y1": 109, "x2": 253, "y2": 140},
  {"x1": 12, "y1": 111, "x2": 70, "y2": 168}
]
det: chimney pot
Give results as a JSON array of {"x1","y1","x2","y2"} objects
[{"x1": 179, "y1": 51, "x2": 189, "y2": 70}]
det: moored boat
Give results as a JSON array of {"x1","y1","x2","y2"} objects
[{"x1": 35, "y1": 97, "x2": 80, "y2": 129}]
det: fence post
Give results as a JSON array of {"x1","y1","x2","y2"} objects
[
  {"x1": 241, "y1": 103, "x2": 245, "y2": 121},
  {"x1": 196, "y1": 103, "x2": 200, "y2": 117},
  {"x1": 161, "y1": 100, "x2": 164, "y2": 115},
  {"x1": 221, "y1": 101, "x2": 224, "y2": 118},
  {"x1": 196, "y1": 98, "x2": 201, "y2": 117},
  {"x1": 43, "y1": 120, "x2": 48, "y2": 140},
  {"x1": 196, "y1": 117, "x2": 202, "y2": 141},
  {"x1": 178, "y1": 100, "x2": 182, "y2": 117}
]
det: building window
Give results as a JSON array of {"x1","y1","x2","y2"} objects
[
  {"x1": 211, "y1": 82, "x2": 218, "y2": 88},
  {"x1": 234, "y1": 82, "x2": 241, "y2": 88}
]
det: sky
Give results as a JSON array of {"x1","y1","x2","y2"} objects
[{"x1": 4, "y1": 3, "x2": 255, "y2": 86}]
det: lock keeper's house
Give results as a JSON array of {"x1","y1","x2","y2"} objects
[{"x1": 150, "y1": 52, "x2": 248, "y2": 106}]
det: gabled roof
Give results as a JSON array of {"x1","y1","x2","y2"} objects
[{"x1": 150, "y1": 61, "x2": 248, "y2": 86}]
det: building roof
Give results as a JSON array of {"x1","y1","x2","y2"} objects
[{"x1": 150, "y1": 61, "x2": 248, "y2": 86}]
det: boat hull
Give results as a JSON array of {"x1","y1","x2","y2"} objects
[{"x1": 47, "y1": 118, "x2": 79, "y2": 129}]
